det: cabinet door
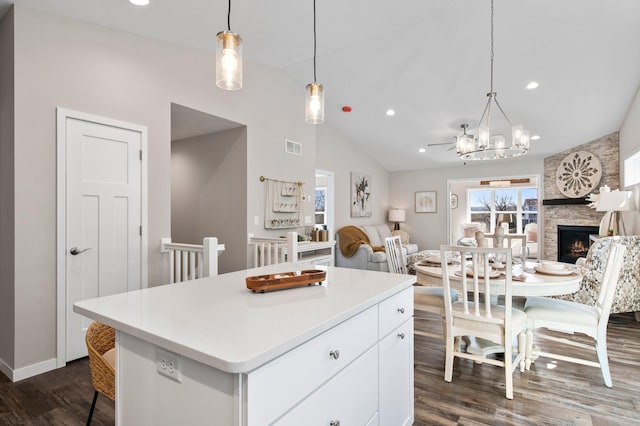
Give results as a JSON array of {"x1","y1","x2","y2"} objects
[
  {"x1": 379, "y1": 319, "x2": 414, "y2": 426},
  {"x1": 275, "y1": 346, "x2": 378, "y2": 426}
]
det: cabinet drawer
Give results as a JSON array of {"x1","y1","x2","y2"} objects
[
  {"x1": 379, "y1": 287, "x2": 414, "y2": 338},
  {"x1": 274, "y1": 345, "x2": 378, "y2": 425},
  {"x1": 246, "y1": 306, "x2": 378, "y2": 425}
]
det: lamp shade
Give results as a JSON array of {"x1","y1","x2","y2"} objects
[
  {"x1": 596, "y1": 191, "x2": 636, "y2": 212},
  {"x1": 389, "y1": 209, "x2": 406, "y2": 223}
]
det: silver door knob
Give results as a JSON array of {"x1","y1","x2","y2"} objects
[
  {"x1": 397, "y1": 307, "x2": 405, "y2": 314},
  {"x1": 398, "y1": 332, "x2": 405, "y2": 339},
  {"x1": 329, "y1": 350, "x2": 340, "y2": 360},
  {"x1": 330, "y1": 421, "x2": 341, "y2": 426},
  {"x1": 70, "y1": 247, "x2": 90, "y2": 255}
]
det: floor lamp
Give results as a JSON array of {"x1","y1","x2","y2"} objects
[{"x1": 596, "y1": 191, "x2": 636, "y2": 236}]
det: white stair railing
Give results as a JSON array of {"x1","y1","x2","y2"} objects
[
  {"x1": 160, "y1": 237, "x2": 225, "y2": 283},
  {"x1": 250, "y1": 232, "x2": 298, "y2": 267}
]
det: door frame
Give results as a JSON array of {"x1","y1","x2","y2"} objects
[
  {"x1": 56, "y1": 108, "x2": 149, "y2": 368},
  {"x1": 315, "y1": 169, "x2": 335, "y2": 239}
]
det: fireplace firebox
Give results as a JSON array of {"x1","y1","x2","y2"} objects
[{"x1": 557, "y1": 225, "x2": 599, "y2": 263}]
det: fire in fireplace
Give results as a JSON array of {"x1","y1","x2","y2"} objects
[{"x1": 557, "y1": 225, "x2": 600, "y2": 263}]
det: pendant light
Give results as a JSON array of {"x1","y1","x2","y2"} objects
[
  {"x1": 306, "y1": 0, "x2": 324, "y2": 124},
  {"x1": 216, "y1": 0, "x2": 242, "y2": 90},
  {"x1": 458, "y1": 0, "x2": 529, "y2": 160}
]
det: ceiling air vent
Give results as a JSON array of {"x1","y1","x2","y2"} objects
[{"x1": 285, "y1": 139, "x2": 302, "y2": 156}]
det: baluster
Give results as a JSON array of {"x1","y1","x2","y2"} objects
[
  {"x1": 182, "y1": 250, "x2": 188, "y2": 282},
  {"x1": 169, "y1": 249, "x2": 175, "y2": 284},
  {"x1": 189, "y1": 251, "x2": 196, "y2": 280},
  {"x1": 175, "y1": 250, "x2": 181, "y2": 283}
]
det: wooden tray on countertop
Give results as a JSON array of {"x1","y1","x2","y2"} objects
[{"x1": 246, "y1": 270, "x2": 326, "y2": 293}]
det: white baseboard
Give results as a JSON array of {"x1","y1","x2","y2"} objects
[
  {"x1": 0, "y1": 357, "x2": 58, "y2": 382},
  {"x1": 0, "y1": 356, "x2": 12, "y2": 380}
]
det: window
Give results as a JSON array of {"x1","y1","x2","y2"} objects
[
  {"x1": 468, "y1": 187, "x2": 538, "y2": 233},
  {"x1": 315, "y1": 188, "x2": 326, "y2": 226}
]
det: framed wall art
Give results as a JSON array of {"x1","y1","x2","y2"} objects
[
  {"x1": 450, "y1": 193, "x2": 458, "y2": 209},
  {"x1": 351, "y1": 172, "x2": 372, "y2": 217},
  {"x1": 415, "y1": 191, "x2": 437, "y2": 213}
]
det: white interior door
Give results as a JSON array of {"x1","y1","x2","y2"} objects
[{"x1": 65, "y1": 117, "x2": 142, "y2": 361}]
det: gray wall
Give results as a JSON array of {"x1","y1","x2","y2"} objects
[
  {"x1": 9, "y1": 5, "x2": 314, "y2": 371},
  {"x1": 389, "y1": 159, "x2": 544, "y2": 251},
  {"x1": 171, "y1": 127, "x2": 247, "y2": 274},
  {"x1": 315, "y1": 123, "x2": 390, "y2": 234},
  {"x1": 0, "y1": 7, "x2": 15, "y2": 370},
  {"x1": 619, "y1": 85, "x2": 640, "y2": 234}
]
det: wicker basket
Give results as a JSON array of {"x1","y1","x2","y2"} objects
[{"x1": 85, "y1": 321, "x2": 116, "y2": 401}]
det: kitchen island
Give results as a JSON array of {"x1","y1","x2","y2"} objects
[{"x1": 74, "y1": 263, "x2": 415, "y2": 425}]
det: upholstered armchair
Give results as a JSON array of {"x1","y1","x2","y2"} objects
[{"x1": 556, "y1": 235, "x2": 640, "y2": 319}]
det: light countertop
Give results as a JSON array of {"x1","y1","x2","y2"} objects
[{"x1": 74, "y1": 264, "x2": 415, "y2": 373}]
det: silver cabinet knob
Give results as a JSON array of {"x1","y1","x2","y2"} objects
[
  {"x1": 397, "y1": 307, "x2": 405, "y2": 314},
  {"x1": 69, "y1": 247, "x2": 90, "y2": 255},
  {"x1": 330, "y1": 421, "x2": 341, "y2": 426},
  {"x1": 398, "y1": 332, "x2": 405, "y2": 340},
  {"x1": 329, "y1": 350, "x2": 340, "y2": 360}
]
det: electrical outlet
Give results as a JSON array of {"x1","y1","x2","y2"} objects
[
  {"x1": 254, "y1": 215, "x2": 259, "y2": 226},
  {"x1": 156, "y1": 348, "x2": 182, "y2": 383},
  {"x1": 305, "y1": 216, "x2": 312, "y2": 224}
]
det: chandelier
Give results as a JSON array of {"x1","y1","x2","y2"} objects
[{"x1": 457, "y1": 0, "x2": 529, "y2": 160}]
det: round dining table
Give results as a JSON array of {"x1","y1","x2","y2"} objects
[
  {"x1": 415, "y1": 260, "x2": 583, "y2": 358},
  {"x1": 415, "y1": 261, "x2": 582, "y2": 297}
]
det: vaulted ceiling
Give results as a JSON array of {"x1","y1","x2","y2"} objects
[{"x1": 3, "y1": 0, "x2": 640, "y2": 171}]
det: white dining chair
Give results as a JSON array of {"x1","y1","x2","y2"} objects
[
  {"x1": 385, "y1": 235, "x2": 407, "y2": 274},
  {"x1": 524, "y1": 242, "x2": 626, "y2": 387},
  {"x1": 384, "y1": 235, "x2": 458, "y2": 335},
  {"x1": 440, "y1": 245, "x2": 527, "y2": 399},
  {"x1": 384, "y1": 237, "x2": 459, "y2": 338}
]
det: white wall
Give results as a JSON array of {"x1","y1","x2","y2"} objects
[
  {"x1": 0, "y1": 7, "x2": 15, "y2": 370},
  {"x1": 619, "y1": 84, "x2": 640, "y2": 234},
  {"x1": 315, "y1": 124, "x2": 390, "y2": 235},
  {"x1": 10, "y1": 5, "x2": 314, "y2": 371},
  {"x1": 171, "y1": 127, "x2": 247, "y2": 274},
  {"x1": 390, "y1": 158, "x2": 543, "y2": 250}
]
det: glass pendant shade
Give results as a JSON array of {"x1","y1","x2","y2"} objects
[
  {"x1": 456, "y1": 133, "x2": 474, "y2": 156},
  {"x1": 305, "y1": 83, "x2": 324, "y2": 124},
  {"x1": 478, "y1": 127, "x2": 490, "y2": 149},
  {"x1": 216, "y1": 31, "x2": 243, "y2": 90}
]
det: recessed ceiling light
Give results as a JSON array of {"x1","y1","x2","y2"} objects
[
  {"x1": 526, "y1": 81, "x2": 539, "y2": 90},
  {"x1": 418, "y1": 148, "x2": 426, "y2": 153},
  {"x1": 531, "y1": 134, "x2": 540, "y2": 140},
  {"x1": 129, "y1": 0, "x2": 150, "y2": 6},
  {"x1": 386, "y1": 109, "x2": 395, "y2": 116}
]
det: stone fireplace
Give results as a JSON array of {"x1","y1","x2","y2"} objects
[
  {"x1": 557, "y1": 225, "x2": 599, "y2": 263},
  {"x1": 542, "y1": 132, "x2": 619, "y2": 260}
]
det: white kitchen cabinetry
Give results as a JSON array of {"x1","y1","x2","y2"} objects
[
  {"x1": 74, "y1": 265, "x2": 415, "y2": 425},
  {"x1": 379, "y1": 319, "x2": 414, "y2": 426}
]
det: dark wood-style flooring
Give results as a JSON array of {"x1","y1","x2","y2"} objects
[{"x1": 1, "y1": 313, "x2": 639, "y2": 425}]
